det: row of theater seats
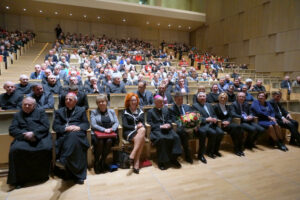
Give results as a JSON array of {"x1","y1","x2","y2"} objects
[
  {"x1": 1, "y1": 100, "x2": 300, "y2": 173},
  {"x1": 0, "y1": 39, "x2": 35, "y2": 75}
]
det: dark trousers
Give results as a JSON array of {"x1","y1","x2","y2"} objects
[
  {"x1": 240, "y1": 122, "x2": 264, "y2": 146},
  {"x1": 277, "y1": 119, "x2": 300, "y2": 143},
  {"x1": 223, "y1": 123, "x2": 243, "y2": 152},
  {"x1": 176, "y1": 126, "x2": 191, "y2": 158},
  {"x1": 198, "y1": 124, "x2": 224, "y2": 155}
]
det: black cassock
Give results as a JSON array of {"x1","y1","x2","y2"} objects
[
  {"x1": 7, "y1": 108, "x2": 52, "y2": 185},
  {"x1": 53, "y1": 106, "x2": 90, "y2": 180},
  {"x1": 147, "y1": 107, "x2": 182, "y2": 164}
]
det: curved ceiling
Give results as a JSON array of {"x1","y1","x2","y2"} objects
[{"x1": 0, "y1": 0, "x2": 205, "y2": 32}]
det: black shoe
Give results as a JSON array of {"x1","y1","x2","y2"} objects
[
  {"x1": 56, "y1": 160, "x2": 65, "y2": 170},
  {"x1": 185, "y1": 156, "x2": 193, "y2": 164},
  {"x1": 283, "y1": 145, "x2": 289, "y2": 151},
  {"x1": 158, "y1": 163, "x2": 167, "y2": 170},
  {"x1": 240, "y1": 152, "x2": 245, "y2": 156},
  {"x1": 214, "y1": 152, "x2": 222, "y2": 157},
  {"x1": 15, "y1": 185, "x2": 23, "y2": 189},
  {"x1": 74, "y1": 179, "x2": 84, "y2": 185},
  {"x1": 133, "y1": 168, "x2": 139, "y2": 174},
  {"x1": 171, "y1": 160, "x2": 182, "y2": 168},
  {"x1": 197, "y1": 155, "x2": 207, "y2": 164},
  {"x1": 277, "y1": 143, "x2": 286, "y2": 152},
  {"x1": 235, "y1": 151, "x2": 242, "y2": 157},
  {"x1": 207, "y1": 153, "x2": 216, "y2": 159}
]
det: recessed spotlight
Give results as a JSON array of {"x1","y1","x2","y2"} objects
[
  {"x1": 122, "y1": 18, "x2": 126, "y2": 22},
  {"x1": 6, "y1": 6, "x2": 10, "y2": 10},
  {"x1": 97, "y1": 16, "x2": 101, "y2": 19},
  {"x1": 83, "y1": 14, "x2": 87, "y2": 18},
  {"x1": 146, "y1": 21, "x2": 149, "y2": 25},
  {"x1": 54, "y1": 11, "x2": 58, "y2": 15},
  {"x1": 168, "y1": 24, "x2": 171, "y2": 27},
  {"x1": 188, "y1": 26, "x2": 191, "y2": 30},
  {"x1": 69, "y1": 13, "x2": 72, "y2": 16},
  {"x1": 23, "y1": 8, "x2": 27, "y2": 11},
  {"x1": 39, "y1": 10, "x2": 43, "y2": 13},
  {"x1": 157, "y1": 23, "x2": 160, "y2": 26},
  {"x1": 178, "y1": 25, "x2": 181, "y2": 28}
]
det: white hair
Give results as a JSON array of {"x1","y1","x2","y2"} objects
[{"x1": 19, "y1": 74, "x2": 28, "y2": 80}]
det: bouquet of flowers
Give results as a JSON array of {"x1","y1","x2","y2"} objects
[{"x1": 179, "y1": 112, "x2": 201, "y2": 129}]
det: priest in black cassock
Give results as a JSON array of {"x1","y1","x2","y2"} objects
[
  {"x1": 7, "y1": 97, "x2": 52, "y2": 188},
  {"x1": 53, "y1": 93, "x2": 90, "y2": 184},
  {"x1": 0, "y1": 81, "x2": 23, "y2": 110},
  {"x1": 15, "y1": 75, "x2": 32, "y2": 95},
  {"x1": 135, "y1": 81, "x2": 154, "y2": 107},
  {"x1": 147, "y1": 95, "x2": 182, "y2": 170}
]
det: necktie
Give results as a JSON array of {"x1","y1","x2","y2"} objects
[{"x1": 204, "y1": 105, "x2": 211, "y2": 117}]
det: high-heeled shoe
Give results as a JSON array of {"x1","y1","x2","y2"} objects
[{"x1": 133, "y1": 168, "x2": 139, "y2": 174}]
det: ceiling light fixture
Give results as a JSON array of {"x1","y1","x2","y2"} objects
[
  {"x1": 83, "y1": 14, "x2": 87, "y2": 18},
  {"x1": 39, "y1": 10, "x2": 43, "y2": 13},
  {"x1": 178, "y1": 25, "x2": 181, "y2": 28},
  {"x1": 6, "y1": 6, "x2": 10, "y2": 10},
  {"x1": 54, "y1": 11, "x2": 58, "y2": 15},
  {"x1": 97, "y1": 16, "x2": 101, "y2": 19},
  {"x1": 168, "y1": 24, "x2": 171, "y2": 27},
  {"x1": 122, "y1": 18, "x2": 126, "y2": 22},
  {"x1": 23, "y1": 8, "x2": 27, "y2": 11}
]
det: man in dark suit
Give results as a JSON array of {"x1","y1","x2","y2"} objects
[
  {"x1": 44, "y1": 50, "x2": 58, "y2": 62},
  {"x1": 169, "y1": 92, "x2": 194, "y2": 164},
  {"x1": 84, "y1": 77, "x2": 105, "y2": 94},
  {"x1": 27, "y1": 84, "x2": 54, "y2": 110},
  {"x1": 192, "y1": 92, "x2": 224, "y2": 162},
  {"x1": 231, "y1": 92, "x2": 264, "y2": 149},
  {"x1": 59, "y1": 85, "x2": 89, "y2": 110},
  {"x1": 135, "y1": 81, "x2": 153, "y2": 107},
  {"x1": 156, "y1": 83, "x2": 174, "y2": 105},
  {"x1": 175, "y1": 78, "x2": 189, "y2": 94},
  {"x1": 207, "y1": 84, "x2": 220, "y2": 103},
  {"x1": 253, "y1": 80, "x2": 266, "y2": 92},
  {"x1": 269, "y1": 91, "x2": 300, "y2": 146},
  {"x1": 281, "y1": 76, "x2": 291, "y2": 94},
  {"x1": 105, "y1": 73, "x2": 126, "y2": 94},
  {"x1": 43, "y1": 75, "x2": 62, "y2": 95}
]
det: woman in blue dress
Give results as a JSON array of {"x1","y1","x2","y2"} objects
[{"x1": 251, "y1": 92, "x2": 288, "y2": 151}]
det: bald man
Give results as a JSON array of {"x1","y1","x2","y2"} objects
[
  {"x1": 0, "y1": 81, "x2": 23, "y2": 110},
  {"x1": 30, "y1": 64, "x2": 43, "y2": 80},
  {"x1": 7, "y1": 97, "x2": 52, "y2": 188},
  {"x1": 15, "y1": 75, "x2": 32, "y2": 95},
  {"x1": 53, "y1": 93, "x2": 90, "y2": 184}
]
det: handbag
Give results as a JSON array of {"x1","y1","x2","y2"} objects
[
  {"x1": 94, "y1": 131, "x2": 117, "y2": 139},
  {"x1": 113, "y1": 148, "x2": 130, "y2": 169}
]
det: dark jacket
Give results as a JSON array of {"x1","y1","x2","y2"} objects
[
  {"x1": 192, "y1": 102, "x2": 217, "y2": 125},
  {"x1": 230, "y1": 101, "x2": 253, "y2": 123},
  {"x1": 268, "y1": 99, "x2": 289, "y2": 120},
  {"x1": 135, "y1": 90, "x2": 154, "y2": 107}
]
